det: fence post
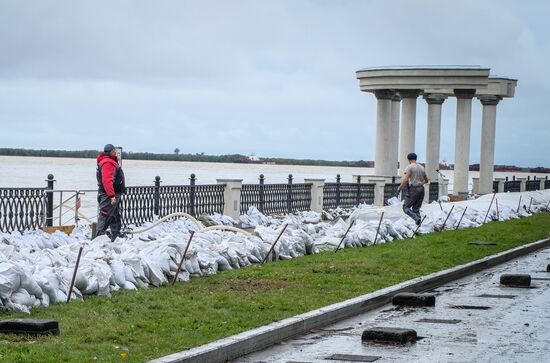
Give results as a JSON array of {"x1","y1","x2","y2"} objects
[
  {"x1": 259, "y1": 174, "x2": 265, "y2": 214},
  {"x1": 517, "y1": 177, "x2": 527, "y2": 192},
  {"x1": 495, "y1": 177, "x2": 505, "y2": 193},
  {"x1": 45, "y1": 174, "x2": 55, "y2": 227},
  {"x1": 540, "y1": 177, "x2": 546, "y2": 191},
  {"x1": 367, "y1": 177, "x2": 386, "y2": 206},
  {"x1": 440, "y1": 178, "x2": 449, "y2": 198},
  {"x1": 335, "y1": 174, "x2": 341, "y2": 207},
  {"x1": 356, "y1": 175, "x2": 361, "y2": 206},
  {"x1": 304, "y1": 178, "x2": 325, "y2": 213},
  {"x1": 189, "y1": 173, "x2": 196, "y2": 217},
  {"x1": 216, "y1": 179, "x2": 243, "y2": 220},
  {"x1": 153, "y1": 176, "x2": 161, "y2": 216},
  {"x1": 472, "y1": 177, "x2": 480, "y2": 194},
  {"x1": 287, "y1": 174, "x2": 293, "y2": 213}
]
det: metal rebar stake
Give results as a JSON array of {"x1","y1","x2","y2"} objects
[
  {"x1": 414, "y1": 215, "x2": 427, "y2": 234},
  {"x1": 455, "y1": 207, "x2": 468, "y2": 230},
  {"x1": 483, "y1": 193, "x2": 497, "y2": 224},
  {"x1": 261, "y1": 224, "x2": 289, "y2": 264},
  {"x1": 373, "y1": 212, "x2": 384, "y2": 245},
  {"x1": 67, "y1": 246, "x2": 84, "y2": 303},
  {"x1": 172, "y1": 231, "x2": 195, "y2": 285},
  {"x1": 439, "y1": 205, "x2": 455, "y2": 232},
  {"x1": 335, "y1": 220, "x2": 355, "y2": 253}
]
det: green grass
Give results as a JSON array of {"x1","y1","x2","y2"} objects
[{"x1": 1, "y1": 213, "x2": 550, "y2": 362}]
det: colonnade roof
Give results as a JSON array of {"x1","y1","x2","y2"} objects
[{"x1": 355, "y1": 66, "x2": 515, "y2": 97}]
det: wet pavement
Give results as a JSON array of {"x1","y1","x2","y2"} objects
[{"x1": 235, "y1": 248, "x2": 550, "y2": 363}]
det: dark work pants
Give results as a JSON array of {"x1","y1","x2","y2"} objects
[
  {"x1": 403, "y1": 185, "x2": 425, "y2": 223},
  {"x1": 96, "y1": 193, "x2": 122, "y2": 241}
]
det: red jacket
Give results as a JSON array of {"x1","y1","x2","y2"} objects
[{"x1": 97, "y1": 152, "x2": 119, "y2": 197}]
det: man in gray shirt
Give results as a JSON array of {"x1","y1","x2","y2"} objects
[{"x1": 396, "y1": 152, "x2": 429, "y2": 225}]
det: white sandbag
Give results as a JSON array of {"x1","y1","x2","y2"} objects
[
  {"x1": 110, "y1": 259, "x2": 127, "y2": 288},
  {"x1": 20, "y1": 268, "x2": 43, "y2": 299},
  {"x1": 11, "y1": 288, "x2": 33, "y2": 306},
  {"x1": 0, "y1": 262, "x2": 21, "y2": 299}
]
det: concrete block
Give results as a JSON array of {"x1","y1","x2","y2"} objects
[
  {"x1": 0, "y1": 319, "x2": 59, "y2": 336},
  {"x1": 500, "y1": 274, "x2": 531, "y2": 287},
  {"x1": 361, "y1": 327, "x2": 417, "y2": 344},
  {"x1": 392, "y1": 292, "x2": 435, "y2": 307}
]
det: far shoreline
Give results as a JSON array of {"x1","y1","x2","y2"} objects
[{"x1": 0, "y1": 148, "x2": 548, "y2": 174}]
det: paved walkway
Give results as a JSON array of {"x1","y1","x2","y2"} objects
[{"x1": 236, "y1": 247, "x2": 550, "y2": 363}]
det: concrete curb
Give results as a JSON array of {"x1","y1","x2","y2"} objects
[{"x1": 149, "y1": 237, "x2": 550, "y2": 363}]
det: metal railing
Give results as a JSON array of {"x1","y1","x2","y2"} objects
[
  {"x1": 504, "y1": 177, "x2": 521, "y2": 193},
  {"x1": 429, "y1": 182, "x2": 439, "y2": 202},
  {"x1": 383, "y1": 177, "x2": 400, "y2": 206},
  {"x1": 122, "y1": 174, "x2": 225, "y2": 226},
  {"x1": 525, "y1": 177, "x2": 540, "y2": 191},
  {"x1": 323, "y1": 175, "x2": 375, "y2": 209},
  {"x1": 241, "y1": 174, "x2": 312, "y2": 214},
  {"x1": 0, "y1": 187, "x2": 46, "y2": 233}
]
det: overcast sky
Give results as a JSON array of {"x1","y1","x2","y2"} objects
[{"x1": 0, "y1": 0, "x2": 548, "y2": 166}]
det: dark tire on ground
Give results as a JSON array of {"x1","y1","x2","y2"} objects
[
  {"x1": 361, "y1": 327, "x2": 417, "y2": 344},
  {"x1": 500, "y1": 274, "x2": 531, "y2": 287},
  {"x1": 0, "y1": 319, "x2": 59, "y2": 336},
  {"x1": 392, "y1": 293, "x2": 436, "y2": 307}
]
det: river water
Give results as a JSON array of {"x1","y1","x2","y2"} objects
[
  {"x1": 1, "y1": 156, "x2": 548, "y2": 224},
  {"x1": 1, "y1": 156, "x2": 547, "y2": 191}
]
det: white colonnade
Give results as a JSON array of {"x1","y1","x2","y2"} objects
[{"x1": 356, "y1": 67, "x2": 517, "y2": 197}]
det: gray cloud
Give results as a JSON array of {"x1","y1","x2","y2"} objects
[{"x1": 0, "y1": 0, "x2": 548, "y2": 166}]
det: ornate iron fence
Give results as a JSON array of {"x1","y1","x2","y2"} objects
[
  {"x1": 526, "y1": 179, "x2": 540, "y2": 191},
  {"x1": 429, "y1": 182, "x2": 439, "y2": 202},
  {"x1": 241, "y1": 184, "x2": 263, "y2": 214},
  {"x1": 493, "y1": 180, "x2": 499, "y2": 193},
  {"x1": 241, "y1": 174, "x2": 311, "y2": 214},
  {"x1": 121, "y1": 186, "x2": 156, "y2": 226},
  {"x1": 121, "y1": 174, "x2": 224, "y2": 226},
  {"x1": 383, "y1": 178, "x2": 400, "y2": 206},
  {"x1": 504, "y1": 177, "x2": 521, "y2": 193},
  {"x1": 323, "y1": 175, "x2": 375, "y2": 209},
  {"x1": 0, "y1": 188, "x2": 46, "y2": 233},
  {"x1": 545, "y1": 178, "x2": 550, "y2": 189}
]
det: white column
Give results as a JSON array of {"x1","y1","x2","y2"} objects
[
  {"x1": 424, "y1": 94, "x2": 447, "y2": 182},
  {"x1": 374, "y1": 90, "x2": 396, "y2": 176},
  {"x1": 453, "y1": 90, "x2": 475, "y2": 196},
  {"x1": 389, "y1": 94, "x2": 402, "y2": 176},
  {"x1": 478, "y1": 95, "x2": 501, "y2": 195},
  {"x1": 399, "y1": 90, "x2": 420, "y2": 175}
]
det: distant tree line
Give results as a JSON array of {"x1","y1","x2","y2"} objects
[
  {"x1": 0, "y1": 148, "x2": 373, "y2": 168},
  {"x1": 1, "y1": 148, "x2": 546, "y2": 172}
]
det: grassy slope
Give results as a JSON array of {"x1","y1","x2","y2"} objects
[{"x1": 1, "y1": 213, "x2": 550, "y2": 362}]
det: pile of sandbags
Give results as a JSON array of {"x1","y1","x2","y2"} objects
[{"x1": 0, "y1": 190, "x2": 548, "y2": 313}]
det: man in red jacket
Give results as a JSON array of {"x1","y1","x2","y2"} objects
[{"x1": 96, "y1": 144, "x2": 125, "y2": 241}]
